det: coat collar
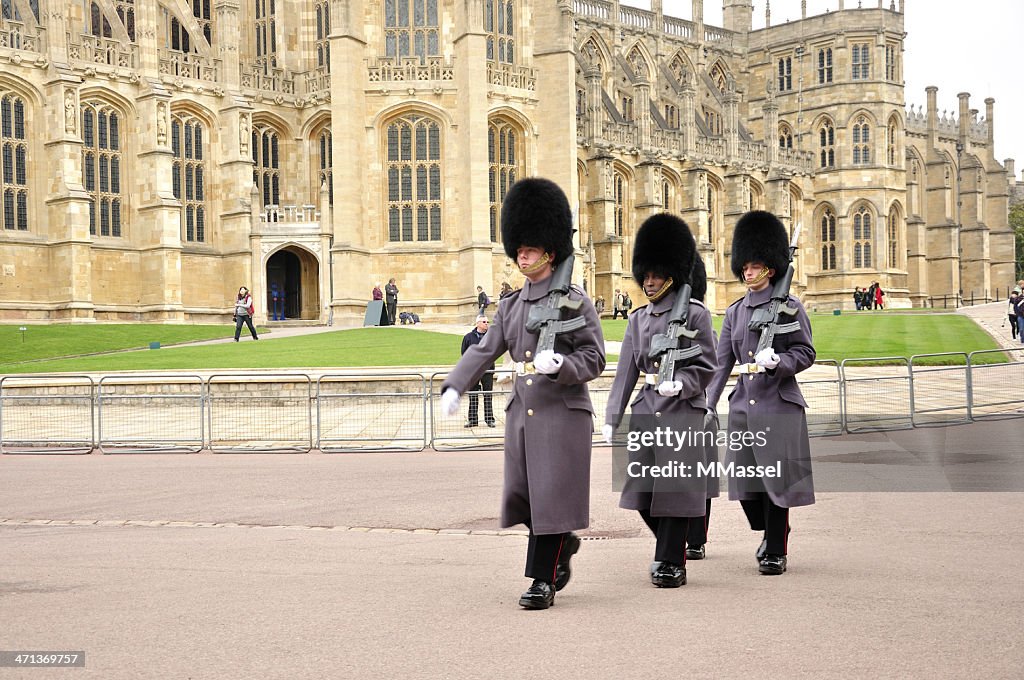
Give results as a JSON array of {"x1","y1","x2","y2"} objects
[
  {"x1": 520, "y1": 273, "x2": 553, "y2": 301},
  {"x1": 742, "y1": 284, "x2": 774, "y2": 308},
  {"x1": 647, "y1": 289, "x2": 677, "y2": 315}
]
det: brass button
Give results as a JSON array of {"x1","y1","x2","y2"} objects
[
  {"x1": 749, "y1": 399, "x2": 756, "y2": 405},
  {"x1": 655, "y1": 411, "x2": 662, "y2": 418},
  {"x1": 748, "y1": 375, "x2": 754, "y2": 381},
  {"x1": 525, "y1": 350, "x2": 532, "y2": 358},
  {"x1": 748, "y1": 351, "x2": 754, "y2": 357},
  {"x1": 527, "y1": 409, "x2": 534, "y2": 416},
  {"x1": 526, "y1": 379, "x2": 533, "y2": 386},
  {"x1": 654, "y1": 361, "x2": 659, "y2": 368}
]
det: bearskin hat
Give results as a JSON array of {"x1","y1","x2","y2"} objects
[
  {"x1": 500, "y1": 178, "x2": 574, "y2": 265},
  {"x1": 632, "y1": 213, "x2": 702, "y2": 295},
  {"x1": 729, "y1": 210, "x2": 790, "y2": 284},
  {"x1": 690, "y1": 255, "x2": 707, "y2": 303}
]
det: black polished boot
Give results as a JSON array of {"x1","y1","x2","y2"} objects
[
  {"x1": 758, "y1": 554, "x2": 787, "y2": 575},
  {"x1": 553, "y1": 533, "x2": 581, "y2": 591},
  {"x1": 685, "y1": 544, "x2": 705, "y2": 560},
  {"x1": 518, "y1": 580, "x2": 555, "y2": 609},
  {"x1": 651, "y1": 562, "x2": 687, "y2": 588}
]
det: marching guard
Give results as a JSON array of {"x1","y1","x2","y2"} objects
[
  {"x1": 707, "y1": 210, "x2": 816, "y2": 575},
  {"x1": 441, "y1": 178, "x2": 605, "y2": 609},
  {"x1": 603, "y1": 213, "x2": 717, "y2": 587}
]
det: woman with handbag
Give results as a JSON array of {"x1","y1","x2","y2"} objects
[{"x1": 233, "y1": 286, "x2": 259, "y2": 341}]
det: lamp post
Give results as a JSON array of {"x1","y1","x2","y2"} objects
[{"x1": 955, "y1": 140, "x2": 964, "y2": 307}]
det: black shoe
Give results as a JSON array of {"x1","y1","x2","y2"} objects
[
  {"x1": 759, "y1": 554, "x2": 787, "y2": 575},
  {"x1": 518, "y1": 580, "x2": 555, "y2": 609},
  {"x1": 464, "y1": 421, "x2": 478, "y2": 428},
  {"x1": 650, "y1": 561, "x2": 661, "y2": 576},
  {"x1": 685, "y1": 544, "x2": 706, "y2": 561},
  {"x1": 651, "y1": 561, "x2": 686, "y2": 588},
  {"x1": 755, "y1": 539, "x2": 767, "y2": 562},
  {"x1": 486, "y1": 420, "x2": 496, "y2": 428},
  {"x1": 553, "y1": 533, "x2": 581, "y2": 591}
]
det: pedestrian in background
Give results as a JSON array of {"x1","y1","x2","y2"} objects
[
  {"x1": 385, "y1": 278, "x2": 399, "y2": 325},
  {"x1": 232, "y1": 286, "x2": 258, "y2": 342},
  {"x1": 1008, "y1": 291, "x2": 1019, "y2": 340},
  {"x1": 461, "y1": 313, "x2": 496, "y2": 428}
]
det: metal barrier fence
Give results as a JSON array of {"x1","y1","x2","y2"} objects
[
  {"x1": 0, "y1": 375, "x2": 95, "y2": 454},
  {"x1": 1, "y1": 356, "x2": 1022, "y2": 454},
  {"x1": 840, "y1": 357, "x2": 913, "y2": 433},
  {"x1": 966, "y1": 348, "x2": 1024, "y2": 421},
  {"x1": 317, "y1": 373, "x2": 428, "y2": 452},
  {"x1": 98, "y1": 374, "x2": 204, "y2": 453},
  {"x1": 207, "y1": 373, "x2": 313, "y2": 453}
]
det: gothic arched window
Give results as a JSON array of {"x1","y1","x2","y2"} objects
[
  {"x1": 820, "y1": 207, "x2": 836, "y2": 270},
  {"x1": 171, "y1": 113, "x2": 207, "y2": 242},
  {"x1": 853, "y1": 205, "x2": 873, "y2": 268},
  {"x1": 386, "y1": 113, "x2": 442, "y2": 242},
  {"x1": 819, "y1": 120, "x2": 835, "y2": 168},
  {"x1": 316, "y1": 0, "x2": 331, "y2": 71},
  {"x1": 852, "y1": 115, "x2": 870, "y2": 165},
  {"x1": 81, "y1": 101, "x2": 124, "y2": 237},
  {"x1": 485, "y1": 1, "x2": 515, "y2": 63},
  {"x1": 385, "y1": 0, "x2": 439, "y2": 61},
  {"x1": 252, "y1": 124, "x2": 281, "y2": 207},
  {"x1": 488, "y1": 118, "x2": 522, "y2": 242},
  {"x1": 0, "y1": 93, "x2": 28, "y2": 231}
]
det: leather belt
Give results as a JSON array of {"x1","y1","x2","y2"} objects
[
  {"x1": 513, "y1": 361, "x2": 536, "y2": 375},
  {"x1": 736, "y1": 363, "x2": 766, "y2": 374}
]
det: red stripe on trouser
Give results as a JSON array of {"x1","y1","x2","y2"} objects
[
  {"x1": 551, "y1": 535, "x2": 565, "y2": 583},
  {"x1": 783, "y1": 510, "x2": 790, "y2": 554}
]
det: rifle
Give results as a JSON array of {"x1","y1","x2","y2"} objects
[
  {"x1": 525, "y1": 254, "x2": 586, "y2": 353},
  {"x1": 648, "y1": 281, "x2": 701, "y2": 386},
  {"x1": 747, "y1": 224, "x2": 802, "y2": 356}
]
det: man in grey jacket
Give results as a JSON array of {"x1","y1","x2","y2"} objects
[
  {"x1": 603, "y1": 213, "x2": 717, "y2": 588},
  {"x1": 706, "y1": 211, "x2": 815, "y2": 576},
  {"x1": 440, "y1": 178, "x2": 605, "y2": 609}
]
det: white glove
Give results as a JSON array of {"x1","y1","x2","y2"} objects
[
  {"x1": 440, "y1": 389, "x2": 461, "y2": 417},
  {"x1": 755, "y1": 347, "x2": 780, "y2": 369},
  {"x1": 533, "y1": 350, "x2": 564, "y2": 375},
  {"x1": 601, "y1": 424, "x2": 614, "y2": 444},
  {"x1": 656, "y1": 380, "x2": 683, "y2": 397}
]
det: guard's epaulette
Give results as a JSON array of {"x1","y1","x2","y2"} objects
[
  {"x1": 629, "y1": 304, "x2": 648, "y2": 315},
  {"x1": 726, "y1": 297, "x2": 743, "y2": 310},
  {"x1": 569, "y1": 284, "x2": 586, "y2": 296},
  {"x1": 689, "y1": 299, "x2": 707, "y2": 310}
]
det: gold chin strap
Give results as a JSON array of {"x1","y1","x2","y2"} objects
[
  {"x1": 645, "y1": 277, "x2": 674, "y2": 303},
  {"x1": 519, "y1": 252, "x2": 551, "y2": 275},
  {"x1": 746, "y1": 267, "x2": 771, "y2": 287}
]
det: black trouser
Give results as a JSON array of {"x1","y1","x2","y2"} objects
[
  {"x1": 234, "y1": 315, "x2": 258, "y2": 340},
  {"x1": 386, "y1": 301, "x2": 397, "y2": 325},
  {"x1": 639, "y1": 510, "x2": 698, "y2": 566},
  {"x1": 740, "y1": 493, "x2": 790, "y2": 556},
  {"x1": 467, "y1": 371, "x2": 495, "y2": 424},
  {"x1": 524, "y1": 523, "x2": 570, "y2": 583},
  {"x1": 1010, "y1": 315, "x2": 1018, "y2": 339},
  {"x1": 612, "y1": 309, "x2": 623, "y2": 320}
]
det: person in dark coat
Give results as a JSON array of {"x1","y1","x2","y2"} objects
[
  {"x1": 440, "y1": 178, "x2": 606, "y2": 609},
  {"x1": 706, "y1": 210, "x2": 816, "y2": 576},
  {"x1": 385, "y1": 278, "x2": 399, "y2": 325},
  {"x1": 460, "y1": 313, "x2": 495, "y2": 428},
  {"x1": 603, "y1": 213, "x2": 717, "y2": 588}
]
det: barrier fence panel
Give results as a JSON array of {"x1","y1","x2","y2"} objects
[
  {"x1": 97, "y1": 375, "x2": 205, "y2": 453},
  {"x1": 207, "y1": 374, "x2": 313, "y2": 453},
  {"x1": 908, "y1": 353, "x2": 971, "y2": 427},
  {"x1": 0, "y1": 375, "x2": 95, "y2": 454},
  {"x1": 840, "y1": 358, "x2": 913, "y2": 433},
  {"x1": 317, "y1": 373, "x2": 428, "y2": 452},
  {"x1": 968, "y1": 349, "x2": 1024, "y2": 420},
  {"x1": 802, "y1": 360, "x2": 845, "y2": 437},
  {"x1": 429, "y1": 371, "x2": 512, "y2": 450}
]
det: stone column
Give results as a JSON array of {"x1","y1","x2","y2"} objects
[
  {"x1": 634, "y1": 76, "x2": 651, "y2": 150},
  {"x1": 585, "y1": 64, "x2": 603, "y2": 142},
  {"x1": 216, "y1": 0, "x2": 243, "y2": 88}
]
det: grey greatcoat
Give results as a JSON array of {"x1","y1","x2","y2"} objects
[
  {"x1": 706, "y1": 285, "x2": 816, "y2": 508},
  {"x1": 605, "y1": 291, "x2": 718, "y2": 518},
  {"x1": 442, "y1": 274, "x2": 606, "y2": 535}
]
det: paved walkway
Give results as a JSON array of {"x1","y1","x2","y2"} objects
[{"x1": 2, "y1": 420, "x2": 1022, "y2": 678}]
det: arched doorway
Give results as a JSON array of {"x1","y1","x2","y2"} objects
[{"x1": 265, "y1": 246, "x2": 320, "y2": 320}]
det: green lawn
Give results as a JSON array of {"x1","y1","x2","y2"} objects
[
  {"x1": 603, "y1": 312, "x2": 1001, "y2": 365},
  {"x1": 0, "y1": 312, "x2": 1006, "y2": 375},
  {"x1": 0, "y1": 327, "x2": 462, "y2": 374},
  {"x1": 0, "y1": 324, "x2": 243, "y2": 365}
]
